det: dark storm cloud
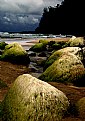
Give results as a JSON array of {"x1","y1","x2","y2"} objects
[{"x1": 0, "y1": 0, "x2": 62, "y2": 32}]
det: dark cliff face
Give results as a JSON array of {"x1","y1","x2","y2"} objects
[{"x1": 35, "y1": 0, "x2": 85, "y2": 36}]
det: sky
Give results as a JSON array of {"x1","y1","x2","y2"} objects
[{"x1": 0, "y1": 0, "x2": 62, "y2": 32}]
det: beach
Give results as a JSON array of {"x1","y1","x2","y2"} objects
[{"x1": 0, "y1": 37, "x2": 85, "y2": 121}]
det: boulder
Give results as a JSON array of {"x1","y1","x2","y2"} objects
[
  {"x1": 0, "y1": 42, "x2": 30, "y2": 65},
  {"x1": 76, "y1": 97, "x2": 85, "y2": 119},
  {"x1": 2, "y1": 74, "x2": 69, "y2": 121},
  {"x1": 39, "y1": 39, "x2": 49, "y2": 45},
  {"x1": 40, "y1": 53, "x2": 85, "y2": 86},
  {"x1": 29, "y1": 43, "x2": 46, "y2": 52},
  {"x1": 67, "y1": 37, "x2": 85, "y2": 47},
  {"x1": 44, "y1": 47, "x2": 82, "y2": 70},
  {"x1": 30, "y1": 56, "x2": 47, "y2": 66}
]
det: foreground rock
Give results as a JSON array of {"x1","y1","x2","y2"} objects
[
  {"x1": 0, "y1": 42, "x2": 30, "y2": 65},
  {"x1": 76, "y1": 97, "x2": 85, "y2": 119},
  {"x1": 40, "y1": 53, "x2": 85, "y2": 86},
  {"x1": 2, "y1": 74, "x2": 69, "y2": 121}
]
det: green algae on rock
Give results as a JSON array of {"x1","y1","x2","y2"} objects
[
  {"x1": 40, "y1": 53, "x2": 85, "y2": 86},
  {"x1": 0, "y1": 42, "x2": 30, "y2": 65},
  {"x1": 44, "y1": 47, "x2": 82, "y2": 70},
  {"x1": 76, "y1": 97, "x2": 85, "y2": 119},
  {"x1": 39, "y1": 39, "x2": 49, "y2": 45},
  {"x1": 2, "y1": 74, "x2": 69, "y2": 121},
  {"x1": 67, "y1": 37, "x2": 85, "y2": 47},
  {"x1": 29, "y1": 43, "x2": 46, "y2": 52}
]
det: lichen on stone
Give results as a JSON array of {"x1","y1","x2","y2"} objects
[
  {"x1": 2, "y1": 74, "x2": 69, "y2": 121},
  {"x1": 40, "y1": 53, "x2": 85, "y2": 85},
  {"x1": 0, "y1": 42, "x2": 30, "y2": 65}
]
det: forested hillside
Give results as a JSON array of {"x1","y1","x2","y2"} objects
[{"x1": 35, "y1": 0, "x2": 85, "y2": 36}]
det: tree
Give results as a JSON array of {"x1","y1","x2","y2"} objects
[{"x1": 35, "y1": 0, "x2": 85, "y2": 36}]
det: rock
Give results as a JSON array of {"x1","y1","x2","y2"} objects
[
  {"x1": 30, "y1": 56, "x2": 47, "y2": 66},
  {"x1": 39, "y1": 39, "x2": 49, "y2": 45},
  {"x1": 44, "y1": 47, "x2": 82, "y2": 70},
  {"x1": 76, "y1": 97, "x2": 85, "y2": 119},
  {"x1": 28, "y1": 51, "x2": 36, "y2": 56},
  {"x1": 38, "y1": 51, "x2": 47, "y2": 57},
  {"x1": 67, "y1": 37, "x2": 85, "y2": 47},
  {"x1": 0, "y1": 42, "x2": 8, "y2": 50},
  {"x1": 0, "y1": 49, "x2": 3, "y2": 55},
  {"x1": 2, "y1": 74, "x2": 69, "y2": 121},
  {"x1": 48, "y1": 41, "x2": 55, "y2": 48},
  {"x1": 40, "y1": 53, "x2": 85, "y2": 86},
  {"x1": 30, "y1": 73, "x2": 42, "y2": 78},
  {"x1": 29, "y1": 64, "x2": 38, "y2": 72},
  {"x1": 0, "y1": 42, "x2": 30, "y2": 65},
  {"x1": 29, "y1": 43, "x2": 47, "y2": 52}
]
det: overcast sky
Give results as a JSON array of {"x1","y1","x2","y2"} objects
[{"x1": 0, "y1": 0, "x2": 62, "y2": 32}]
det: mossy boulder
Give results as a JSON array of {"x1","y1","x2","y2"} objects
[
  {"x1": 39, "y1": 39, "x2": 49, "y2": 45},
  {"x1": 44, "y1": 47, "x2": 81, "y2": 70},
  {"x1": 0, "y1": 42, "x2": 30, "y2": 65},
  {"x1": 52, "y1": 41, "x2": 67, "y2": 50},
  {"x1": 40, "y1": 53, "x2": 85, "y2": 86},
  {"x1": 29, "y1": 43, "x2": 46, "y2": 52},
  {"x1": 67, "y1": 37, "x2": 85, "y2": 47},
  {"x1": 76, "y1": 97, "x2": 85, "y2": 119},
  {"x1": 0, "y1": 42, "x2": 8, "y2": 50},
  {"x1": 52, "y1": 43, "x2": 62, "y2": 50},
  {"x1": 2, "y1": 74, "x2": 69, "y2": 121}
]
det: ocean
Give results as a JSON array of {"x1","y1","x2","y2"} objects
[{"x1": 0, "y1": 32, "x2": 68, "y2": 50}]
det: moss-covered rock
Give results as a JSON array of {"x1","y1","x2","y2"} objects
[
  {"x1": 39, "y1": 39, "x2": 49, "y2": 45},
  {"x1": 40, "y1": 53, "x2": 85, "y2": 86},
  {"x1": 44, "y1": 47, "x2": 81, "y2": 70},
  {"x1": 2, "y1": 74, "x2": 69, "y2": 121},
  {"x1": 67, "y1": 37, "x2": 85, "y2": 47},
  {"x1": 0, "y1": 42, "x2": 8, "y2": 50},
  {"x1": 29, "y1": 43, "x2": 46, "y2": 52},
  {"x1": 76, "y1": 97, "x2": 85, "y2": 119},
  {"x1": 48, "y1": 40, "x2": 55, "y2": 47},
  {"x1": 52, "y1": 43, "x2": 62, "y2": 50},
  {"x1": 52, "y1": 41, "x2": 67, "y2": 50},
  {"x1": 0, "y1": 42, "x2": 30, "y2": 65}
]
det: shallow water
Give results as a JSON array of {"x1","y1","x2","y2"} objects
[{"x1": 0, "y1": 38, "x2": 38, "y2": 50}]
